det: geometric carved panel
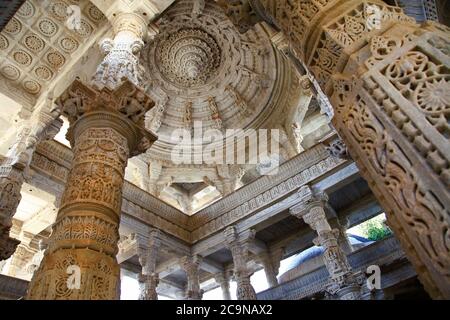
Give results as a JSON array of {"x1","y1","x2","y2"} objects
[{"x1": 0, "y1": 0, "x2": 105, "y2": 106}]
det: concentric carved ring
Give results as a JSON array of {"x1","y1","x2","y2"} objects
[{"x1": 156, "y1": 28, "x2": 221, "y2": 88}]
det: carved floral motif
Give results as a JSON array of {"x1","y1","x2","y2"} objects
[{"x1": 220, "y1": 0, "x2": 450, "y2": 299}]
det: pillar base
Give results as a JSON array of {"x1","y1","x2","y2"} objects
[
  {"x1": 327, "y1": 271, "x2": 364, "y2": 300},
  {"x1": 185, "y1": 290, "x2": 203, "y2": 300},
  {"x1": 27, "y1": 248, "x2": 120, "y2": 300},
  {"x1": 334, "y1": 284, "x2": 363, "y2": 300}
]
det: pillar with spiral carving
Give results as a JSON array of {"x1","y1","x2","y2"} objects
[
  {"x1": 25, "y1": 80, "x2": 156, "y2": 300},
  {"x1": 220, "y1": 0, "x2": 450, "y2": 299}
]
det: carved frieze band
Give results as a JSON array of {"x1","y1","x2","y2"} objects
[{"x1": 29, "y1": 140, "x2": 345, "y2": 243}]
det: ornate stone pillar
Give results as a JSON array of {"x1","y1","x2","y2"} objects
[
  {"x1": 224, "y1": 226, "x2": 257, "y2": 300},
  {"x1": 220, "y1": 0, "x2": 450, "y2": 299},
  {"x1": 26, "y1": 80, "x2": 156, "y2": 300},
  {"x1": 214, "y1": 272, "x2": 231, "y2": 300},
  {"x1": 92, "y1": 13, "x2": 148, "y2": 90},
  {"x1": 0, "y1": 93, "x2": 62, "y2": 261},
  {"x1": 181, "y1": 255, "x2": 203, "y2": 300},
  {"x1": 137, "y1": 230, "x2": 161, "y2": 300},
  {"x1": 290, "y1": 186, "x2": 362, "y2": 300},
  {"x1": 26, "y1": 240, "x2": 46, "y2": 277}
]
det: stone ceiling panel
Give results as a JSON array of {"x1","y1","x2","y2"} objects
[{"x1": 0, "y1": 0, "x2": 106, "y2": 109}]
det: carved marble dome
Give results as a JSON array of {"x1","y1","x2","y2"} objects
[
  {"x1": 156, "y1": 28, "x2": 222, "y2": 88},
  {"x1": 142, "y1": 0, "x2": 285, "y2": 161}
]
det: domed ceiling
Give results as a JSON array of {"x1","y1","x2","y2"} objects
[
  {"x1": 141, "y1": 0, "x2": 282, "y2": 161},
  {"x1": 123, "y1": 0, "x2": 302, "y2": 214}
]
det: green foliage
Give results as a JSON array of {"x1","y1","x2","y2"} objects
[{"x1": 360, "y1": 216, "x2": 392, "y2": 241}]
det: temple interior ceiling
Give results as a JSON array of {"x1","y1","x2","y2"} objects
[
  {"x1": 143, "y1": 0, "x2": 278, "y2": 140},
  {"x1": 0, "y1": 0, "x2": 331, "y2": 216},
  {"x1": 120, "y1": 0, "x2": 316, "y2": 213},
  {"x1": 0, "y1": 0, "x2": 447, "y2": 301}
]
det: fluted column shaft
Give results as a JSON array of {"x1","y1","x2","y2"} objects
[
  {"x1": 221, "y1": 0, "x2": 450, "y2": 299},
  {"x1": 26, "y1": 80, "x2": 156, "y2": 300}
]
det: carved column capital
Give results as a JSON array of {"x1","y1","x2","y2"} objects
[
  {"x1": 137, "y1": 229, "x2": 161, "y2": 276},
  {"x1": 4, "y1": 93, "x2": 62, "y2": 172},
  {"x1": 57, "y1": 79, "x2": 157, "y2": 157},
  {"x1": 93, "y1": 13, "x2": 149, "y2": 90},
  {"x1": 181, "y1": 255, "x2": 202, "y2": 274},
  {"x1": 303, "y1": 206, "x2": 331, "y2": 233},
  {"x1": 290, "y1": 186, "x2": 328, "y2": 223}
]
